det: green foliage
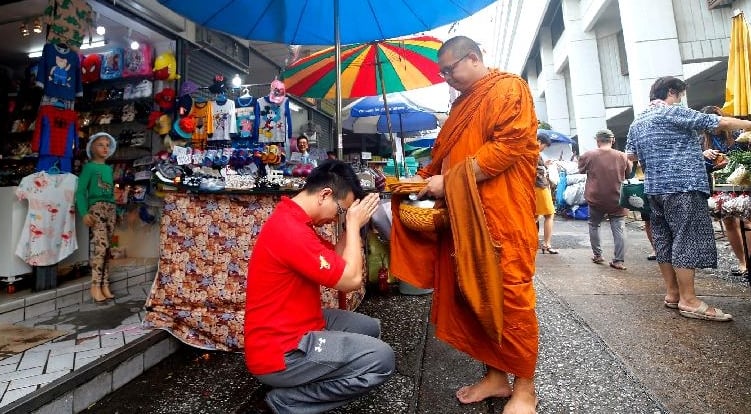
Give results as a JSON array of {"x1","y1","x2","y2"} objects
[{"x1": 538, "y1": 120, "x2": 551, "y2": 130}]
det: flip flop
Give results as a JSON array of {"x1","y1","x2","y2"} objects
[
  {"x1": 647, "y1": 254, "x2": 657, "y2": 261},
  {"x1": 678, "y1": 302, "x2": 733, "y2": 322},
  {"x1": 591, "y1": 256, "x2": 605, "y2": 264},
  {"x1": 663, "y1": 300, "x2": 679, "y2": 309},
  {"x1": 730, "y1": 267, "x2": 745, "y2": 276},
  {"x1": 609, "y1": 261, "x2": 627, "y2": 270}
]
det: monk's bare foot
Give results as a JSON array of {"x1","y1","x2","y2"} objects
[
  {"x1": 456, "y1": 369, "x2": 512, "y2": 404},
  {"x1": 502, "y1": 377, "x2": 537, "y2": 414}
]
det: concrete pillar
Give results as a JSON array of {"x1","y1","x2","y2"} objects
[
  {"x1": 618, "y1": 0, "x2": 683, "y2": 115},
  {"x1": 525, "y1": 61, "x2": 548, "y2": 125},
  {"x1": 562, "y1": 0, "x2": 607, "y2": 154},
  {"x1": 539, "y1": 26, "x2": 571, "y2": 135}
]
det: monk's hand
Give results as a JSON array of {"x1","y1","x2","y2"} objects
[
  {"x1": 346, "y1": 193, "x2": 380, "y2": 228},
  {"x1": 417, "y1": 175, "x2": 445, "y2": 199}
]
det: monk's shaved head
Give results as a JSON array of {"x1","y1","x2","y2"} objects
[{"x1": 438, "y1": 36, "x2": 483, "y2": 62}]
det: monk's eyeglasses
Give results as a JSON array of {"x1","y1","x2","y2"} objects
[{"x1": 438, "y1": 53, "x2": 471, "y2": 79}]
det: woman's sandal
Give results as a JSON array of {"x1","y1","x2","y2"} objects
[
  {"x1": 678, "y1": 301, "x2": 733, "y2": 322},
  {"x1": 591, "y1": 256, "x2": 605, "y2": 264},
  {"x1": 541, "y1": 245, "x2": 559, "y2": 254}
]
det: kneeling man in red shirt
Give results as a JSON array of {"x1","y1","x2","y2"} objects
[{"x1": 244, "y1": 160, "x2": 395, "y2": 413}]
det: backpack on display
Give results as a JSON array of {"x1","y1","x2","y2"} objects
[
  {"x1": 123, "y1": 44, "x2": 153, "y2": 78},
  {"x1": 100, "y1": 48, "x2": 124, "y2": 80}
]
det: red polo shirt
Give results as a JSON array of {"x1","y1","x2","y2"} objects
[{"x1": 244, "y1": 197, "x2": 345, "y2": 375}]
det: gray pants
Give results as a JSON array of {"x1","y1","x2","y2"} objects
[
  {"x1": 255, "y1": 309, "x2": 395, "y2": 414},
  {"x1": 588, "y1": 206, "x2": 626, "y2": 262}
]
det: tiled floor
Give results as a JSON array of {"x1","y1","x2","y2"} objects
[{"x1": 0, "y1": 260, "x2": 157, "y2": 408}]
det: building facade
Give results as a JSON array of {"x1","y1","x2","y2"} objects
[{"x1": 494, "y1": 0, "x2": 745, "y2": 153}]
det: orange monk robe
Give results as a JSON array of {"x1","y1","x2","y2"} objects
[{"x1": 390, "y1": 70, "x2": 539, "y2": 378}]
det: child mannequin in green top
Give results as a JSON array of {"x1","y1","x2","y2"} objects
[{"x1": 75, "y1": 132, "x2": 117, "y2": 303}]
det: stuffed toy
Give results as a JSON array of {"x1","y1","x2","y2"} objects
[
  {"x1": 153, "y1": 51, "x2": 180, "y2": 81},
  {"x1": 81, "y1": 54, "x2": 101, "y2": 84},
  {"x1": 155, "y1": 88, "x2": 176, "y2": 111}
]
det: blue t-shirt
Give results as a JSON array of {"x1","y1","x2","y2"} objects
[
  {"x1": 626, "y1": 103, "x2": 720, "y2": 195},
  {"x1": 35, "y1": 43, "x2": 83, "y2": 101}
]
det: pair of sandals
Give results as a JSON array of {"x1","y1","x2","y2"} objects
[{"x1": 591, "y1": 255, "x2": 627, "y2": 270}]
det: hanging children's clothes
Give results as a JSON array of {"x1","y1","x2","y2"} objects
[
  {"x1": 32, "y1": 105, "x2": 78, "y2": 172},
  {"x1": 235, "y1": 94, "x2": 258, "y2": 140},
  {"x1": 189, "y1": 101, "x2": 214, "y2": 150},
  {"x1": 35, "y1": 42, "x2": 83, "y2": 101},
  {"x1": 43, "y1": 0, "x2": 94, "y2": 49},
  {"x1": 257, "y1": 96, "x2": 292, "y2": 144},
  {"x1": 210, "y1": 99, "x2": 237, "y2": 141},
  {"x1": 15, "y1": 171, "x2": 78, "y2": 266}
]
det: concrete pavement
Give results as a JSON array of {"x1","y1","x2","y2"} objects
[{"x1": 2, "y1": 217, "x2": 750, "y2": 413}]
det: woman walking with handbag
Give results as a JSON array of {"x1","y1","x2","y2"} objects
[{"x1": 536, "y1": 133, "x2": 559, "y2": 254}]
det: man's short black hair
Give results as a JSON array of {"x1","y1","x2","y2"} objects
[
  {"x1": 438, "y1": 35, "x2": 483, "y2": 61},
  {"x1": 536, "y1": 133, "x2": 552, "y2": 147},
  {"x1": 303, "y1": 160, "x2": 365, "y2": 200},
  {"x1": 649, "y1": 76, "x2": 687, "y2": 101}
]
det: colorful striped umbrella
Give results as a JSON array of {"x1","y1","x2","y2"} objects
[{"x1": 281, "y1": 36, "x2": 444, "y2": 100}]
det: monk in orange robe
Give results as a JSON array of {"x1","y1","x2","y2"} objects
[{"x1": 390, "y1": 36, "x2": 539, "y2": 413}]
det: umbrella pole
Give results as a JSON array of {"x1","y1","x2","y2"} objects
[
  {"x1": 334, "y1": 0, "x2": 343, "y2": 160},
  {"x1": 375, "y1": 48, "x2": 400, "y2": 178}
]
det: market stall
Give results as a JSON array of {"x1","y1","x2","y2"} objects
[{"x1": 142, "y1": 190, "x2": 368, "y2": 352}]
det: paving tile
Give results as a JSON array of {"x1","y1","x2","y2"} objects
[
  {"x1": 110, "y1": 280, "x2": 128, "y2": 295},
  {"x1": 0, "y1": 298, "x2": 25, "y2": 313},
  {"x1": 0, "y1": 384, "x2": 37, "y2": 406},
  {"x1": 127, "y1": 274, "x2": 147, "y2": 287},
  {"x1": 46, "y1": 353, "x2": 74, "y2": 373},
  {"x1": 0, "y1": 380, "x2": 7, "y2": 396},
  {"x1": 144, "y1": 338, "x2": 173, "y2": 370},
  {"x1": 112, "y1": 354, "x2": 143, "y2": 390},
  {"x1": 29, "y1": 338, "x2": 75, "y2": 353},
  {"x1": 73, "y1": 355, "x2": 99, "y2": 371},
  {"x1": 56, "y1": 292, "x2": 82, "y2": 309},
  {"x1": 0, "y1": 366, "x2": 43, "y2": 383},
  {"x1": 75, "y1": 345, "x2": 121, "y2": 362},
  {"x1": 110, "y1": 271, "x2": 127, "y2": 282},
  {"x1": 25, "y1": 300, "x2": 56, "y2": 319},
  {"x1": 49, "y1": 338, "x2": 100, "y2": 356},
  {"x1": 120, "y1": 314, "x2": 141, "y2": 325},
  {"x1": 55, "y1": 284, "x2": 82, "y2": 297},
  {"x1": 0, "y1": 364, "x2": 18, "y2": 375},
  {"x1": 123, "y1": 330, "x2": 149, "y2": 344},
  {"x1": 17, "y1": 350, "x2": 49, "y2": 370},
  {"x1": 25, "y1": 291, "x2": 56, "y2": 306},
  {"x1": 31, "y1": 392, "x2": 73, "y2": 414},
  {"x1": 99, "y1": 332, "x2": 125, "y2": 349},
  {"x1": 0, "y1": 354, "x2": 21, "y2": 367},
  {"x1": 0, "y1": 308, "x2": 24, "y2": 324},
  {"x1": 72, "y1": 371, "x2": 111, "y2": 413},
  {"x1": 8, "y1": 369, "x2": 67, "y2": 390}
]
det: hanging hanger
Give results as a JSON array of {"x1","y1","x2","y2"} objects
[
  {"x1": 47, "y1": 160, "x2": 61, "y2": 175},
  {"x1": 216, "y1": 92, "x2": 227, "y2": 105},
  {"x1": 240, "y1": 87, "x2": 251, "y2": 98}
]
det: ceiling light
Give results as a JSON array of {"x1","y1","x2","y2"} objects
[
  {"x1": 130, "y1": 40, "x2": 140, "y2": 50},
  {"x1": 28, "y1": 50, "x2": 42, "y2": 58},
  {"x1": 80, "y1": 40, "x2": 107, "y2": 50},
  {"x1": 20, "y1": 23, "x2": 29, "y2": 37},
  {"x1": 232, "y1": 74, "x2": 242, "y2": 88},
  {"x1": 96, "y1": 25, "x2": 106, "y2": 36},
  {"x1": 32, "y1": 19, "x2": 42, "y2": 34}
]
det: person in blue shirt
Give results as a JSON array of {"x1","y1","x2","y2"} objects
[{"x1": 626, "y1": 76, "x2": 751, "y2": 322}]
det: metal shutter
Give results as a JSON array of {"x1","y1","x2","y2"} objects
[
  {"x1": 312, "y1": 110, "x2": 333, "y2": 151},
  {"x1": 184, "y1": 48, "x2": 247, "y2": 87}
]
